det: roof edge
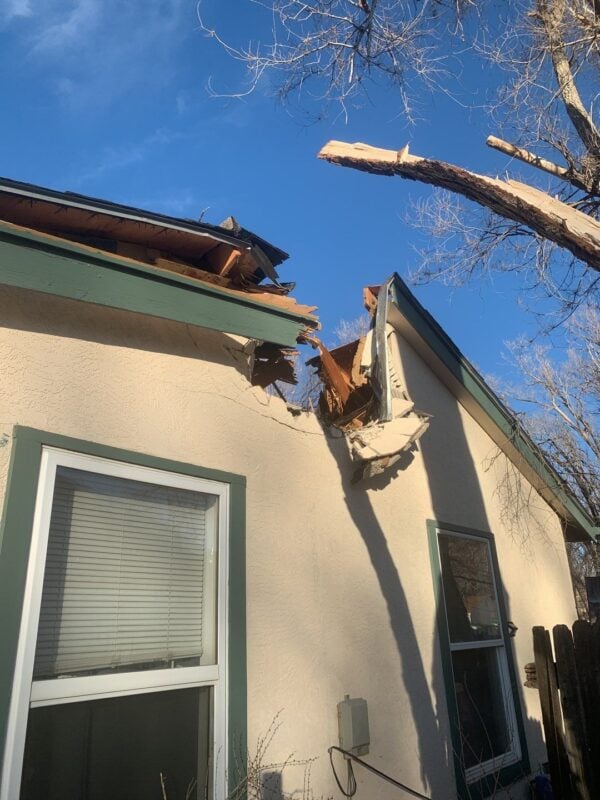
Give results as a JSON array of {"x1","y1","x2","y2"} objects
[
  {"x1": 0, "y1": 176, "x2": 289, "y2": 266},
  {"x1": 0, "y1": 219, "x2": 318, "y2": 328},
  {"x1": 0, "y1": 222, "x2": 318, "y2": 348},
  {"x1": 389, "y1": 273, "x2": 598, "y2": 543}
]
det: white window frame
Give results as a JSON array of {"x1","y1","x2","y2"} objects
[
  {"x1": 1, "y1": 447, "x2": 229, "y2": 800},
  {"x1": 437, "y1": 528, "x2": 521, "y2": 785}
]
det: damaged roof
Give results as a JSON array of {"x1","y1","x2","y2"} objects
[
  {"x1": 307, "y1": 274, "x2": 597, "y2": 542},
  {"x1": 0, "y1": 176, "x2": 289, "y2": 272},
  {"x1": 0, "y1": 177, "x2": 319, "y2": 348},
  {"x1": 0, "y1": 176, "x2": 592, "y2": 542}
]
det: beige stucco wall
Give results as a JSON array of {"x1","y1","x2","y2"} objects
[{"x1": 0, "y1": 284, "x2": 578, "y2": 800}]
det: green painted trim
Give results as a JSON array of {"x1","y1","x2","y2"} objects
[
  {"x1": 427, "y1": 519, "x2": 530, "y2": 800},
  {"x1": 0, "y1": 426, "x2": 246, "y2": 797},
  {"x1": 0, "y1": 429, "x2": 44, "y2": 772},
  {"x1": 392, "y1": 276, "x2": 597, "y2": 542},
  {"x1": 228, "y1": 480, "x2": 247, "y2": 794},
  {"x1": 0, "y1": 224, "x2": 318, "y2": 347}
]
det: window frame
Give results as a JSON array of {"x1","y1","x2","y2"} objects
[
  {"x1": 0, "y1": 428, "x2": 247, "y2": 800},
  {"x1": 427, "y1": 520, "x2": 529, "y2": 799}
]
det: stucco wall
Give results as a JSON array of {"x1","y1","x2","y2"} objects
[{"x1": 0, "y1": 285, "x2": 577, "y2": 800}]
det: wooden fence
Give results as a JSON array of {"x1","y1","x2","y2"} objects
[{"x1": 532, "y1": 622, "x2": 600, "y2": 800}]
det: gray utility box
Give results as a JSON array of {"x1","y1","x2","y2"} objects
[{"x1": 337, "y1": 696, "x2": 370, "y2": 757}]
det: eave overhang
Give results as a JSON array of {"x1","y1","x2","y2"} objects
[
  {"x1": 388, "y1": 274, "x2": 598, "y2": 543},
  {"x1": 0, "y1": 176, "x2": 289, "y2": 268},
  {"x1": 0, "y1": 220, "x2": 319, "y2": 348}
]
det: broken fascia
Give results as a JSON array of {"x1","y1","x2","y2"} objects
[
  {"x1": 349, "y1": 320, "x2": 430, "y2": 480},
  {"x1": 308, "y1": 279, "x2": 431, "y2": 480}
]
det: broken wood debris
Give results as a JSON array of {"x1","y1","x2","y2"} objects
[
  {"x1": 307, "y1": 280, "x2": 430, "y2": 481},
  {"x1": 251, "y1": 342, "x2": 298, "y2": 389},
  {"x1": 0, "y1": 186, "x2": 301, "y2": 301},
  {"x1": 0, "y1": 217, "x2": 319, "y2": 326},
  {"x1": 307, "y1": 337, "x2": 374, "y2": 430}
]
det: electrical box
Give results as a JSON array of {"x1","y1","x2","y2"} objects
[{"x1": 337, "y1": 695, "x2": 370, "y2": 757}]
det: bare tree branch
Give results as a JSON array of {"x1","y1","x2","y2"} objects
[
  {"x1": 198, "y1": 0, "x2": 469, "y2": 120},
  {"x1": 486, "y1": 135, "x2": 593, "y2": 192},
  {"x1": 506, "y1": 307, "x2": 600, "y2": 522}
]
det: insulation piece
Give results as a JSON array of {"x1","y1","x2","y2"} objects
[{"x1": 348, "y1": 416, "x2": 430, "y2": 462}]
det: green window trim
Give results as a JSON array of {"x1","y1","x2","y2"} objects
[
  {"x1": 427, "y1": 519, "x2": 530, "y2": 799},
  {"x1": 0, "y1": 426, "x2": 246, "y2": 796}
]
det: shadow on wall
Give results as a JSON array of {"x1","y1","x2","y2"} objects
[
  {"x1": 0, "y1": 285, "x2": 251, "y2": 379},
  {"x1": 398, "y1": 333, "x2": 547, "y2": 793},
  {"x1": 322, "y1": 429, "x2": 451, "y2": 798}
]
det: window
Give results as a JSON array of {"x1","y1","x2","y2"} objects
[
  {"x1": 1, "y1": 447, "x2": 230, "y2": 800},
  {"x1": 429, "y1": 522, "x2": 528, "y2": 797}
]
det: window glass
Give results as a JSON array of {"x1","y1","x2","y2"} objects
[
  {"x1": 20, "y1": 686, "x2": 210, "y2": 800},
  {"x1": 439, "y1": 534, "x2": 501, "y2": 643},
  {"x1": 34, "y1": 467, "x2": 219, "y2": 680},
  {"x1": 451, "y1": 648, "x2": 510, "y2": 769}
]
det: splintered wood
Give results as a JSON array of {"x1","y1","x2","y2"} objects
[
  {"x1": 309, "y1": 337, "x2": 374, "y2": 429},
  {"x1": 0, "y1": 218, "x2": 318, "y2": 323},
  {"x1": 251, "y1": 343, "x2": 298, "y2": 388},
  {"x1": 318, "y1": 140, "x2": 600, "y2": 273},
  {"x1": 308, "y1": 295, "x2": 430, "y2": 481}
]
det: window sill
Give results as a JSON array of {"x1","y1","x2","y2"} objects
[{"x1": 460, "y1": 758, "x2": 530, "y2": 800}]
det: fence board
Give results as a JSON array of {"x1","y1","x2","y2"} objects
[
  {"x1": 532, "y1": 621, "x2": 600, "y2": 800},
  {"x1": 533, "y1": 626, "x2": 571, "y2": 799},
  {"x1": 572, "y1": 621, "x2": 600, "y2": 796},
  {"x1": 553, "y1": 625, "x2": 591, "y2": 800}
]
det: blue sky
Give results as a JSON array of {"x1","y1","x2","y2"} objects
[{"x1": 0, "y1": 0, "x2": 549, "y2": 384}]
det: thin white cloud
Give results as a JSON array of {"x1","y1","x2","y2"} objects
[
  {"x1": 1, "y1": 0, "x2": 33, "y2": 23},
  {"x1": 74, "y1": 127, "x2": 189, "y2": 185},
  {"x1": 176, "y1": 90, "x2": 190, "y2": 116},
  {"x1": 126, "y1": 189, "x2": 200, "y2": 217},
  {"x1": 32, "y1": 0, "x2": 100, "y2": 52},
  {"x1": 7, "y1": 0, "x2": 190, "y2": 107}
]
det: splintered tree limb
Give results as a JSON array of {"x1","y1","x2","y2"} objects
[
  {"x1": 486, "y1": 135, "x2": 592, "y2": 193},
  {"x1": 318, "y1": 140, "x2": 600, "y2": 273}
]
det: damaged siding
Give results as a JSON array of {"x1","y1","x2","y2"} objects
[{"x1": 308, "y1": 279, "x2": 430, "y2": 480}]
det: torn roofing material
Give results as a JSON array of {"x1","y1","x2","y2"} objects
[
  {"x1": 0, "y1": 176, "x2": 288, "y2": 286},
  {"x1": 308, "y1": 275, "x2": 596, "y2": 541},
  {"x1": 0, "y1": 178, "x2": 320, "y2": 353}
]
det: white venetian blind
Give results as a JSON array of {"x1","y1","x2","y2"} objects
[{"x1": 33, "y1": 466, "x2": 217, "y2": 680}]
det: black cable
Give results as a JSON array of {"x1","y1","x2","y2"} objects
[
  {"x1": 328, "y1": 746, "x2": 433, "y2": 800},
  {"x1": 329, "y1": 747, "x2": 357, "y2": 797}
]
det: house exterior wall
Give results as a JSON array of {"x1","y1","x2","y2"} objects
[{"x1": 0, "y1": 284, "x2": 577, "y2": 800}]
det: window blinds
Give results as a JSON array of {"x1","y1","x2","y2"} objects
[{"x1": 34, "y1": 467, "x2": 217, "y2": 680}]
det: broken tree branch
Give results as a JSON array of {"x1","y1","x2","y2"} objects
[
  {"x1": 318, "y1": 140, "x2": 600, "y2": 273},
  {"x1": 486, "y1": 135, "x2": 592, "y2": 193}
]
